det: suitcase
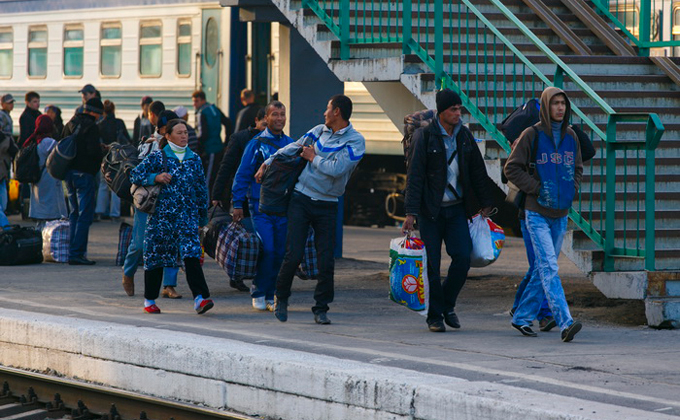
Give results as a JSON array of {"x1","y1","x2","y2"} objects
[{"x1": 0, "y1": 225, "x2": 43, "y2": 265}]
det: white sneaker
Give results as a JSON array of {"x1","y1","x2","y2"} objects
[
  {"x1": 252, "y1": 297, "x2": 266, "y2": 311},
  {"x1": 266, "y1": 299, "x2": 275, "y2": 312}
]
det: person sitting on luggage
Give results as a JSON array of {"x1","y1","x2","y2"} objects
[
  {"x1": 231, "y1": 101, "x2": 294, "y2": 312},
  {"x1": 130, "y1": 119, "x2": 213, "y2": 315},
  {"x1": 26, "y1": 115, "x2": 67, "y2": 230}
]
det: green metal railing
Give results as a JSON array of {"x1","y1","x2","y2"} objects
[
  {"x1": 591, "y1": 0, "x2": 680, "y2": 57},
  {"x1": 302, "y1": 0, "x2": 663, "y2": 271}
]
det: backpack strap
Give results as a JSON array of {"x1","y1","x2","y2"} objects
[
  {"x1": 257, "y1": 137, "x2": 281, "y2": 151},
  {"x1": 528, "y1": 126, "x2": 540, "y2": 176}
]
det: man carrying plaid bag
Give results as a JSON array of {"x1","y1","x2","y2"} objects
[{"x1": 232, "y1": 101, "x2": 294, "y2": 312}]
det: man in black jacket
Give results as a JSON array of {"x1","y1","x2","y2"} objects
[
  {"x1": 403, "y1": 89, "x2": 495, "y2": 333},
  {"x1": 234, "y1": 89, "x2": 259, "y2": 133},
  {"x1": 19, "y1": 91, "x2": 41, "y2": 144},
  {"x1": 62, "y1": 98, "x2": 105, "y2": 265}
]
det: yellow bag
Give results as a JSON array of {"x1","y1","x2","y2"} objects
[{"x1": 8, "y1": 179, "x2": 19, "y2": 202}]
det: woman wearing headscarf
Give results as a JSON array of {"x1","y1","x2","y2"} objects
[
  {"x1": 26, "y1": 114, "x2": 68, "y2": 229},
  {"x1": 130, "y1": 119, "x2": 213, "y2": 315}
]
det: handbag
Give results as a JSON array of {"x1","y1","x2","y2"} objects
[{"x1": 131, "y1": 150, "x2": 167, "y2": 214}]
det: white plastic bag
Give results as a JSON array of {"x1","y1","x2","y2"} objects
[
  {"x1": 469, "y1": 214, "x2": 505, "y2": 267},
  {"x1": 389, "y1": 236, "x2": 429, "y2": 315}
]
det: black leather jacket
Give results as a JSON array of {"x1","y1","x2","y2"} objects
[{"x1": 405, "y1": 120, "x2": 495, "y2": 220}]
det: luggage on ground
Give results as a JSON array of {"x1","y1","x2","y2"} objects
[
  {"x1": 200, "y1": 204, "x2": 232, "y2": 260},
  {"x1": 46, "y1": 126, "x2": 80, "y2": 180},
  {"x1": 14, "y1": 141, "x2": 42, "y2": 184},
  {"x1": 0, "y1": 225, "x2": 43, "y2": 265},
  {"x1": 41, "y1": 219, "x2": 70, "y2": 263},
  {"x1": 389, "y1": 235, "x2": 429, "y2": 315},
  {"x1": 215, "y1": 220, "x2": 261, "y2": 281},
  {"x1": 469, "y1": 213, "x2": 505, "y2": 267},
  {"x1": 116, "y1": 222, "x2": 133, "y2": 266},
  {"x1": 102, "y1": 142, "x2": 140, "y2": 202},
  {"x1": 296, "y1": 226, "x2": 318, "y2": 280}
]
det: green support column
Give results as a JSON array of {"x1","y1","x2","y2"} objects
[
  {"x1": 403, "y1": 0, "x2": 412, "y2": 55},
  {"x1": 435, "y1": 0, "x2": 443, "y2": 89},
  {"x1": 639, "y1": 0, "x2": 651, "y2": 57},
  {"x1": 604, "y1": 117, "x2": 617, "y2": 272},
  {"x1": 340, "y1": 0, "x2": 350, "y2": 60}
]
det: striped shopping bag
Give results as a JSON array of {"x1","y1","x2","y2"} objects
[
  {"x1": 216, "y1": 221, "x2": 260, "y2": 281},
  {"x1": 296, "y1": 226, "x2": 318, "y2": 280},
  {"x1": 115, "y1": 222, "x2": 133, "y2": 266}
]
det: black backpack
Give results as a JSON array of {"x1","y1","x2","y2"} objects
[
  {"x1": 402, "y1": 109, "x2": 436, "y2": 169},
  {"x1": 499, "y1": 98, "x2": 541, "y2": 146},
  {"x1": 14, "y1": 140, "x2": 42, "y2": 184},
  {"x1": 102, "y1": 142, "x2": 140, "y2": 202}
]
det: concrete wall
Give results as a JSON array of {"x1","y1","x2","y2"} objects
[{"x1": 0, "y1": 310, "x2": 675, "y2": 420}]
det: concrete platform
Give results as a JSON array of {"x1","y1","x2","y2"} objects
[{"x1": 0, "y1": 216, "x2": 679, "y2": 419}]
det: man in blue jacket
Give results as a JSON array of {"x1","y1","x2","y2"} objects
[
  {"x1": 257, "y1": 95, "x2": 365, "y2": 325},
  {"x1": 403, "y1": 89, "x2": 495, "y2": 333},
  {"x1": 504, "y1": 87, "x2": 583, "y2": 342},
  {"x1": 232, "y1": 101, "x2": 294, "y2": 312}
]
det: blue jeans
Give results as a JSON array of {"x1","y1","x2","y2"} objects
[
  {"x1": 122, "y1": 209, "x2": 178, "y2": 286},
  {"x1": 0, "y1": 180, "x2": 9, "y2": 228},
  {"x1": 418, "y1": 203, "x2": 472, "y2": 323},
  {"x1": 95, "y1": 175, "x2": 120, "y2": 217},
  {"x1": 250, "y1": 201, "x2": 287, "y2": 300},
  {"x1": 512, "y1": 219, "x2": 552, "y2": 320},
  {"x1": 276, "y1": 192, "x2": 337, "y2": 314},
  {"x1": 513, "y1": 210, "x2": 574, "y2": 331},
  {"x1": 65, "y1": 171, "x2": 96, "y2": 259}
]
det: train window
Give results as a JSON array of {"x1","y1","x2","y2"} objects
[
  {"x1": 28, "y1": 26, "x2": 47, "y2": 78},
  {"x1": 140, "y1": 21, "x2": 162, "y2": 77},
  {"x1": 177, "y1": 20, "x2": 191, "y2": 76},
  {"x1": 0, "y1": 27, "x2": 11, "y2": 78},
  {"x1": 101, "y1": 23, "x2": 122, "y2": 77},
  {"x1": 64, "y1": 25, "x2": 84, "y2": 78}
]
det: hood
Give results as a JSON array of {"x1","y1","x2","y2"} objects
[{"x1": 539, "y1": 86, "x2": 571, "y2": 140}]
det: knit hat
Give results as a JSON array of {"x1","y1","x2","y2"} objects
[
  {"x1": 83, "y1": 98, "x2": 104, "y2": 115},
  {"x1": 436, "y1": 89, "x2": 462, "y2": 114},
  {"x1": 157, "y1": 110, "x2": 179, "y2": 129},
  {"x1": 79, "y1": 84, "x2": 97, "y2": 94}
]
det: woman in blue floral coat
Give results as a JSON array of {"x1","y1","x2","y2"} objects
[{"x1": 130, "y1": 119, "x2": 214, "y2": 315}]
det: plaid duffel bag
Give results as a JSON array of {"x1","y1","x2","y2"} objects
[
  {"x1": 116, "y1": 222, "x2": 133, "y2": 266},
  {"x1": 41, "y1": 219, "x2": 70, "y2": 263},
  {"x1": 216, "y1": 221, "x2": 260, "y2": 281},
  {"x1": 296, "y1": 226, "x2": 318, "y2": 280}
]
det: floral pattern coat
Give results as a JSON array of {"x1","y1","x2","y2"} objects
[{"x1": 130, "y1": 145, "x2": 208, "y2": 270}]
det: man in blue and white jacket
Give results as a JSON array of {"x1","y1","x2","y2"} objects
[
  {"x1": 255, "y1": 94, "x2": 365, "y2": 325},
  {"x1": 232, "y1": 101, "x2": 294, "y2": 312}
]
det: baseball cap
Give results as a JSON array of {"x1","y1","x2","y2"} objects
[
  {"x1": 172, "y1": 106, "x2": 188, "y2": 119},
  {"x1": 79, "y1": 84, "x2": 97, "y2": 94},
  {"x1": 1, "y1": 94, "x2": 15, "y2": 104}
]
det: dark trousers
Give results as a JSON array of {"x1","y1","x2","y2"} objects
[
  {"x1": 65, "y1": 171, "x2": 96, "y2": 259},
  {"x1": 144, "y1": 258, "x2": 210, "y2": 300},
  {"x1": 202, "y1": 149, "x2": 224, "y2": 200},
  {"x1": 276, "y1": 192, "x2": 337, "y2": 314},
  {"x1": 418, "y1": 203, "x2": 472, "y2": 323}
]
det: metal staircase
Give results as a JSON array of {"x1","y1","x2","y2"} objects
[{"x1": 229, "y1": 0, "x2": 680, "y2": 328}]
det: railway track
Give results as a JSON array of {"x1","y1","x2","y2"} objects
[{"x1": 0, "y1": 367, "x2": 254, "y2": 420}]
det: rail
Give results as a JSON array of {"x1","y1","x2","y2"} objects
[
  {"x1": 591, "y1": 0, "x2": 680, "y2": 57},
  {"x1": 0, "y1": 366, "x2": 251, "y2": 420},
  {"x1": 302, "y1": 0, "x2": 664, "y2": 271}
]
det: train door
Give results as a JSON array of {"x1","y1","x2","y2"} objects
[{"x1": 201, "y1": 9, "x2": 222, "y2": 105}]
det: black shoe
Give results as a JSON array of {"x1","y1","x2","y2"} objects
[
  {"x1": 444, "y1": 311, "x2": 461, "y2": 329},
  {"x1": 539, "y1": 316, "x2": 557, "y2": 332},
  {"x1": 275, "y1": 299, "x2": 288, "y2": 322},
  {"x1": 512, "y1": 323, "x2": 537, "y2": 337},
  {"x1": 68, "y1": 257, "x2": 96, "y2": 266},
  {"x1": 509, "y1": 308, "x2": 515, "y2": 317},
  {"x1": 428, "y1": 320, "x2": 446, "y2": 333},
  {"x1": 229, "y1": 279, "x2": 249, "y2": 292},
  {"x1": 314, "y1": 312, "x2": 331, "y2": 325},
  {"x1": 561, "y1": 321, "x2": 582, "y2": 342}
]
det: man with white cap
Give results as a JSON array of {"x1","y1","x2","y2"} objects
[
  {"x1": 0, "y1": 94, "x2": 15, "y2": 138},
  {"x1": 173, "y1": 105, "x2": 199, "y2": 154}
]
